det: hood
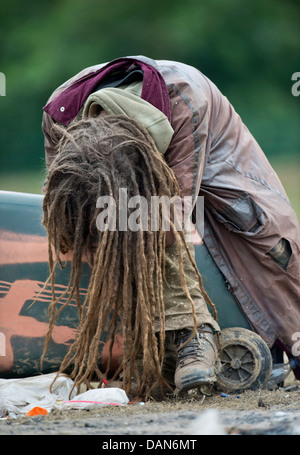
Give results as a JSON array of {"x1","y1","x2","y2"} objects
[{"x1": 82, "y1": 81, "x2": 174, "y2": 154}]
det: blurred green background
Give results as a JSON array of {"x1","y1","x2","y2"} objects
[{"x1": 0, "y1": 0, "x2": 299, "y2": 217}]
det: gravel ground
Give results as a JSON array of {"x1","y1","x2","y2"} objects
[{"x1": 2, "y1": 380, "x2": 300, "y2": 436}]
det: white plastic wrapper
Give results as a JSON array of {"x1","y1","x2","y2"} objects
[
  {"x1": 55, "y1": 387, "x2": 129, "y2": 409},
  {"x1": 0, "y1": 373, "x2": 76, "y2": 417},
  {"x1": 0, "y1": 391, "x2": 6, "y2": 418}
]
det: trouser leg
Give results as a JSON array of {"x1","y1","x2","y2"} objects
[
  {"x1": 155, "y1": 238, "x2": 220, "y2": 392},
  {"x1": 155, "y1": 239, "x2": 220, "y2": 333}
]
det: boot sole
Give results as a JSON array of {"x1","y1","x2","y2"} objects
[{"x1": 175, "y1": 368, "x2": 216, "y2": 391}]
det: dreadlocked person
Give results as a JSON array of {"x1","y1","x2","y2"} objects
[
  {"x1": 42, "y1": 116, "x2": 220, "y2": 400},
  {"x1": 41, "y1": 56, "x2": 300, "y2": 398}
]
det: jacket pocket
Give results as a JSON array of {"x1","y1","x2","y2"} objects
[
  {"x1": 267, "y1": 238, "x2": 292, "y2": 270},
  {"x1": 267, "y1": 238, "x2": 300, "y2": 280},
  {"x1": 213, "y1": 192, "x2": 266, "y2": 235}
]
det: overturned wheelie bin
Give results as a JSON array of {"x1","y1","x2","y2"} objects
[{"x1": 0, "y1": 190, "x2": 275, "y2": 392}]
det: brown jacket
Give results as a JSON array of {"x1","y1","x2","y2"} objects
[{"x1": 42, "y1": 56, "x2": 300, "y2": 360}]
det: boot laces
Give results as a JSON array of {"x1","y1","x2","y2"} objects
[{"x1": 177, "y1": 327, "x2": 216, "y2": 365}]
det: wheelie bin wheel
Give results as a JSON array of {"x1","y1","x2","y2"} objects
[{"x1": 215, "y1": 327, "x2": 272, "y2": 393}]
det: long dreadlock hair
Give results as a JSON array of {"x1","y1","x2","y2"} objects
[{"x1": 41, "y1": 115, "x2": 217, "y2": 400}]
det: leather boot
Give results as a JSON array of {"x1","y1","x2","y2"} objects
[{"x1": 174, "y1": 324, "x2": 219, "y2": 392}]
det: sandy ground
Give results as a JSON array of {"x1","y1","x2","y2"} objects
[{"x1": 2, "y1": 376, "x2": 300, "y2": 436}]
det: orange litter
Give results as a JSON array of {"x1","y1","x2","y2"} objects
[{"x1": 25, "y1": 406, "x2": 48, "y2": 417}]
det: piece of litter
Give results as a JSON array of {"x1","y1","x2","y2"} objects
[
  {"x1": 25, "y1": 407, "x2": 48, "y2": 417},
  {"x1": 55, "y1": 388, "x2": 129, "y2": 410},
  {"x1": 220, "y1": 392, "x2": 240, "y2": 398},
  {"x1": 0, "y1": 373, "x2": 76, "y2": 418}
]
